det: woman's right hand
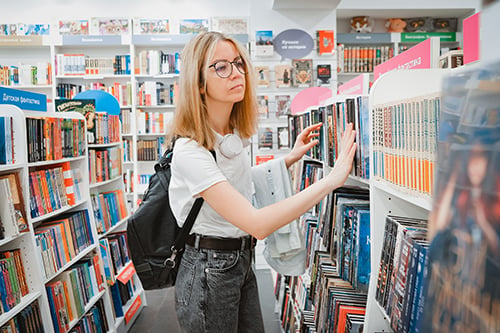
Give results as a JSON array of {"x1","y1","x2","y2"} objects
[{"x1": 327, "y1": 123, "x2": 357, "y2": 188}]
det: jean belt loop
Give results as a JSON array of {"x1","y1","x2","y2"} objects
[
  {"x1": 194, "y1": 234, "x2": 201, "y2": 250},
  {"x1": 240, "y1": 236, "x2": 246, "y2": 251}
]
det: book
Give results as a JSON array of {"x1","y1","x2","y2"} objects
[
  {"x1": 211, "y1": 16, "x2": 248, "y2": 34},
  {"x1": 292, "y1": 59, "x2": 313, "y2": 87},
  {"x1": 0, "y1": 116, "x2": 13, "y2": 165},
  {"x1": 179, "y1": 19, "x2": 209, "y2": 34},
  {"x1": 257, "y1": 95, "x2": 269, "y2": 119},
  {"x1": 58, "y1": 20, "x2": 89, "y2": 35},
  {"x1": 255, "y1": 30, "x2": 274, "y2": 57},
  {"x1": 317, "y1": 30, "x2": 335, "y2": 55},
  {"x1": 0, "y1": 173, "x2": 28, "y2": 235},
  {"x1": 275, "y1": 64, "x2": 292, "y2": 88},
  {"x1": 255, "y1": 154, "x2": 274, "y2": 165},
  {"x1": 255, "y1": 66, "x2": 270, "y2": 87},
  {"x1": 91, "y1": 17, "x2": 130, "y2": 35},
  {"x1": 258, "y1": 127, "x2": 273, "y2": 150},
  {"x1": 317, "y1": 64, "x2": 332, "y2": 85},
  {"x1": 422, "y1": 61, "x2": 500, "y2": 332},
  {"x1": 275, "y1": 95, "x2": 292, "y2": 117},
  {"x1": 55, "y1": 99, "x2": 97, "y2": 144},
  {"x1": 132, "y1": 18, "x2": 169, "y2": 34},
  {"x1": 277, "y1": 126, "x2": 289, "y2": 149}
]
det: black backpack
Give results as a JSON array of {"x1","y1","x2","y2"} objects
[{"x1": 126, "y1": 143, "x2": 215, "y2": 290}]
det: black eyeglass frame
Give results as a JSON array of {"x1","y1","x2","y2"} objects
[{"x1": 208, "y1": 59, "x2": 247, "y2": 78}]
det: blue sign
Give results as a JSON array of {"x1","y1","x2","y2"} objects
[
  {"x1": 273, "y1": 29, "x2": 314, "y2": 59},
  {"x1": 74, "y1": 90, "x2": 120, "y2": 115},
  {"x1": 0, "y1": 87, "x2": 47, "y2": 111}
]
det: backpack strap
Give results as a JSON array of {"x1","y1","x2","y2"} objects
[{"x1": 170, "y1": 149, "x2": 217, "y2": 253}]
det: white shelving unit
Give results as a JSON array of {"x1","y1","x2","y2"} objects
[
  {"x1": 0, "y1": 104, "x2": 47, "y2": 329},
  {"x1": 365, "y1": 68, "x2": 447, "y2": 332},
  {"x1": 0, "y1": 99, "x2": 146, "y2": 332}
]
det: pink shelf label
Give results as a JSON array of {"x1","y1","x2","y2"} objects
[
  {"x1": 463, "y1": 12, "x2": 480, "y2": 64},
  {"x1": 374, "y1": 38, "x2": 432, "y2": 81},
  {"x1": 338, "y1": 74, "x2": 365, "y2": 95}
]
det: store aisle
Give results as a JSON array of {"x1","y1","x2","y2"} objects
[{"x1": 129, "y1": 268, "x2": 282, "y2": 333}]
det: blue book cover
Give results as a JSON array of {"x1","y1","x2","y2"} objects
[
  {"x1": 355, "y1": 209, "x2": 371, "y2": 294},
  {"x1": 0, "y1": 117, "x2": 6, "y2": 164},
  {"x1": 109, "y1": 282, "x2": 124, "y2": 317},
  {"x1": 45, "y1": 285, "x2": 61, "y2": 333},
  {"x1": 409, "y1": 243, "x2": 428, "y2": 333}
]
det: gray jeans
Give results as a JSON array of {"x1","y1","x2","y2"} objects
[{"x1": 175, "y1": 244, "x2": 265, "y2": 333}]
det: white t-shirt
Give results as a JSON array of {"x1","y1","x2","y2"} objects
[{"x1": 169, "y1": 134, "x2": 253, "y2": 238}]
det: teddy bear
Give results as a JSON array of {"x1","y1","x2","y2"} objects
[
  {"x1": 385, "y1": 18, "x2": 407, "y2": 33},
  {"x1": 350, "y1": 16, "x2": 373, "y2": 33}
]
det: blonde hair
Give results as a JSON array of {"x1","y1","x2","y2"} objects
[{"x1": 168, "y1": 31, "x2": 258, "y2": 150}]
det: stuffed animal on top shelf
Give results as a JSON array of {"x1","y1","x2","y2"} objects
[
  {"x1": 404, "y1": 17, "x2": 434, "y2": 32},
  {"x1": 385, "y1": 18, "x2": 407, "y2": 33},
  {"x1": 350, "y1": 16, "x2": 373, "y2": 33}
]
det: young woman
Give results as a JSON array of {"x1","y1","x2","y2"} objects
[{"x1": 168, "y1": 31, "x2": 356, "y2": 333}]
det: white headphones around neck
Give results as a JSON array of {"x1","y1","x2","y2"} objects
[{"x1": 218, "y1": 133, "x2": 243, "y2": 159}]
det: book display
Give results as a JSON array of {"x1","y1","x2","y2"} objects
[
  {"x1": 250, "y1": 29, "x2": 336, "y2": 165},
  {"x1": 365, "y1": 68, "x2": 447, "y2": 332},
  {"x1": 0, "y1": 1, "x2": 488, "y2": 331},
  {"x1": 421, "y1": 59, "x2": 500, "y2": 333},
  {"x1": 276, "y1": 100, "x2": 371, "y2": 331},
  {"x1": 0, "y1": 86, "x2": 144, "y2": 332}
]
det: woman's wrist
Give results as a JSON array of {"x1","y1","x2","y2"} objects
[{"x1": 284, "y1": 152, "x2": 298, "y2": 169}]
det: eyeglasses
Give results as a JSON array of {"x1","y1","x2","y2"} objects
[{"x1": 208, "y1": 59, "x2": 247, "y2": 78}]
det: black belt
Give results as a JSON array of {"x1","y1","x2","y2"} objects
[{"x1": 186, "y1": 234, "x2": 257, "y2": 251}]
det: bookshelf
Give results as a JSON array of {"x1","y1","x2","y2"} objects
[
  {"x1": 333, "y1": 4, "x2": 476, "y2": 87},
  {"x1": 250, "y1": 36, "x2": 336, "y2": 166},
  {"x1": 365, "y1": 68, "x2": 447, "y2": 332},
  {"x1": 0, "y1": 104, "x2": 46, "y2": 331},
  {"x1": 0, "y1": 85, "x2": 144, "y2": 332},
  {"x1": 276, "y1": 92, "x2": 371, "y2": 331},
  {"x1": 0, "y1": 35, "x2": 54, "y2": 108}
]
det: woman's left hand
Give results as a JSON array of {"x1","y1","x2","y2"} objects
[{"x1": 284, "y1": 123, "x2": 322, "y2": 168}]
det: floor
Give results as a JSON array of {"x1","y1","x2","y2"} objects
[{"x1": 129, "y1": 243, "x2": 282, "y2": 333}]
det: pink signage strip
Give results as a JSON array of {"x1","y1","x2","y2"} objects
[
  {"x1": 338, "y1": 74, "x2": 365, "y2": 95},
  {"x1": 463, "y1": 12, "x2": 480, "y2": 64},
  {"x1": 374, "y1": 38, "x2": 432, "y2": 81}
]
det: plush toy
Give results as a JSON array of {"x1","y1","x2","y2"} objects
[
  {"x1": 385, "y1": 18, "x2": 407, "y2": 33},
  {"x1": 433, "y1": 18, "x2": 458, "y2": 32},
  {"x1": 405, "y1": 17, "x2": 434, "y2": 33},
  {"x1": 350, "y1": 16, "x2": 373, "y2": 33}
]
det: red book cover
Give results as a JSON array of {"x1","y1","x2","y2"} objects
[{"x1": 317, "y1": 30, "x2": 334, "y2": 55}]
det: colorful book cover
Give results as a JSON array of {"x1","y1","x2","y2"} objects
[
  {"x1": 58, "y1": 20, "x2": 89, "y2": 35},
  {"x1": 55, "y1": 99, "x2": 96, "y2": 144},
  {"x1": 317, "y1": 64, "x2": 332, "y2": 85},
  {"x1": 91, "y1": 17, "x2": 130, "y2": 35},
  {"x1": 255, "y1": 30, "x2": 274, "y2": 57},
  {"x1": 255, "y1": 154, "x2": 274, "y2": 165},
  {"x1": 422, "y1": 59, "x2": 500, "y2": 332},
  {"x1": 133, "y1": 18, "x2": 169, "y2": 34},
  {"x1": 275, "y1": 64, "x2": 292, "y2": 88},
  {"x1": 255, "y1": 66, "x2": 270, "y2": 87},
  {"x1": 275, "y1": 95, "x2": 291, "y2": 117},
  {"x1": 179, "y1": 19, "x2": 209, "y2": 34},
  {"x1": 258, "y1": 127, "x2": 273, "y2": 149},
  {"x1": 257, "y1": 95, "x2": 269, "y2": 119},
  {"x1": 317, "y1": 30, "x2": 335, "y2": 55},
  {"x1": 292, "y1": 59, "x2": 313, "y2": 87}
]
